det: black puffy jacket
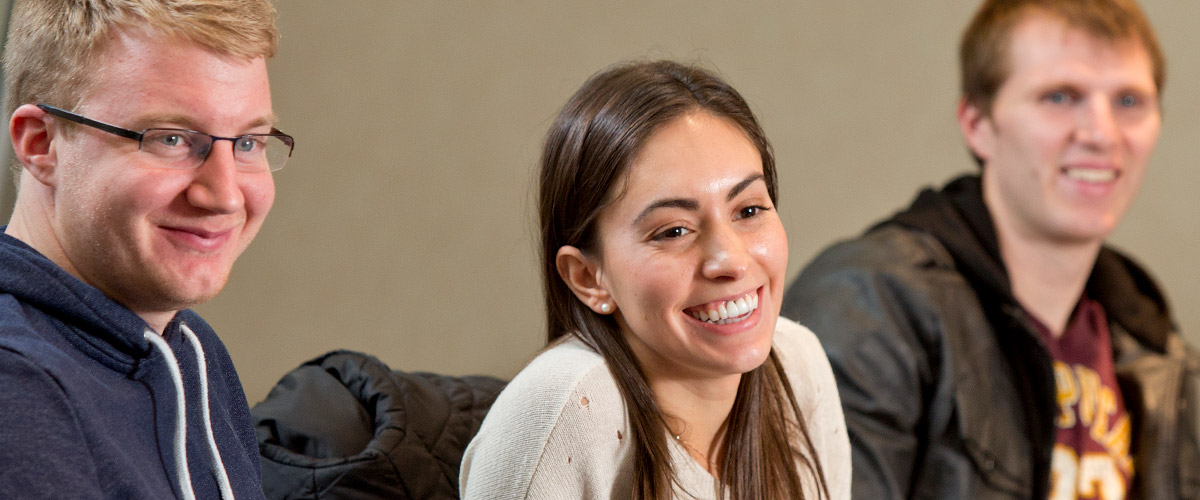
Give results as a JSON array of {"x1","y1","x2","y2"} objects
[{"x1": 253, "y1": 350, "x2": 505, "y2": 500}]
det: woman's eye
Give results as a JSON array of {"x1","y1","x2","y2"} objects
[
  {"x1": 737, "y1": 205, "x2": 769, "y2": 219},
  {"x1": 654, "y1": 226, "x2": 690, "y2": 241}
]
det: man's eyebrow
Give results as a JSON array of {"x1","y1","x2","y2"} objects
[
  {"x1": 248, "y1": 114, "x2": 279, "y2": 130},
  {"x1": 129, "y1": 113, "x2": 278, "y2": 133}
]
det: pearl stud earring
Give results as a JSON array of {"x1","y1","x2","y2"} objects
[{"x1": 599, "y1": 302, "x2": 612, "y2": 314}]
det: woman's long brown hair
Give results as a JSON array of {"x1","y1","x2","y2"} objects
[{"x1": 538, "y1": 60, "x2": 829, "y2": 499}]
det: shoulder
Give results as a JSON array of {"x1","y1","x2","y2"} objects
[
  {"x1": 773, "y1": 317, "x2": 824, "y2": 361},
  {"x1": 462, "y1": 337, "x2": 630, "y2": 499},
  {"x1": 472, "y1": 336, "x2": 622, "y2": 446},
  {"x1": 772, "y1": 318, "x2": 832, "y2": 395},
  {"x1": 0, "y1": 344, "x2": 70, "y2": 399},
  {"x1": 772, "y1": 319, "x2": 853, "y2": 499},
  {"x1": 804, "y1": 224, "x2": 954, "y2": 278},
  {"x1": 782, "y1": 223, "x2": 975, "y2": 349},
  {"x1": 0, "y1": 303, "x2": 82, "y2": 387},
  {"x1": 785, "y1": 224, "x2": 958, "y2": 315},
  {"x1": 0, "y1": 346, "x2": 104, "y2": 493},
  {"x1": 494, "y1": 337, "x2": 616, "y2": 417},
  {"x1": 0, "y1": 294, "x2": 55, "y2": 347},
  {"x1": 772, "y1": 318, "x2": 837, "y2": 413}
]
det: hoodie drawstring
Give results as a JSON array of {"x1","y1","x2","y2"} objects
[
  {"x1": 181, "y1": 323, "x2": 236, "y2": 500},
  {"x1": 143, "y1": 324, "x2": 236, "y2": 500},
  {"x1": 144, "y1": 330, "x2": 197, "y2": 500}
]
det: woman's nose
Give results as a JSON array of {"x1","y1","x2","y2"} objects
[{"x1": 700, "y1": 224, "x2": 750, "y2": 281}]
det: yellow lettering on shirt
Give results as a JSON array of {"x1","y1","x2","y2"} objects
[
  {"x1": 1055, "y1": 363, "x2": 1079, "y2": 428},
  {"x1": 1076, "y1": 366, "x2": 1101, "y2": 427}
]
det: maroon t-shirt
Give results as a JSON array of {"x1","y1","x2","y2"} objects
[{"x1": 1028, "y1": 296, "x2": 1133, "y2": 500}]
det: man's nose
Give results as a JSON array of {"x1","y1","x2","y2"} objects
[
  {"x1": 185, "y1": 141, "x2": 244, "y2": 214},
  {"x1": 1074, "y1": 97, "x2": 1118, "y2": 149}
]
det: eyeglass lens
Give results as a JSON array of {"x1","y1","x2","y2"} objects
[{"x1": 141, "y1": 129, "x2": 292, "y2": 172}]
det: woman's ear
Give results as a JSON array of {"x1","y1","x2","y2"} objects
[
  {"x1": 556, "y1": 245, "x2": 616, "y2": 315},
  {"x1": 10, "y1": 103, "x2": 59, "y2": 186}
]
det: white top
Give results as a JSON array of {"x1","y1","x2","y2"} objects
[{"x1": 460, "y1": 317, "x2": 851, "y2": 499}]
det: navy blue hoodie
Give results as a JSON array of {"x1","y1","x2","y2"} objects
[{"x1": 0, "y1": 230, "x2": 265, "y2": 499}]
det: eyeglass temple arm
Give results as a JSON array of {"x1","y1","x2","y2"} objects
[{"x1": 36, "y1": 104, "x2": 142, "y2": 141}]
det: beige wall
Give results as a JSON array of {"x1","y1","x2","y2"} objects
[{"x1": 189, "y1": 1, "x2": 1200, "y2": 403}]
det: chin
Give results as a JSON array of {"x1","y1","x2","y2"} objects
[
  {"x1": 726, "y1": 345, "x2": 775, "y2": 375},
  {"x1": 1056, "y1": 218, "x2": 1121, "y2": 243},
  {"x1": 157, "y1": 274, "x2": 229, "y2": 309}
]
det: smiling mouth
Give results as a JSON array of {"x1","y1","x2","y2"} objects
[
  {"x1": 1062, "y1": 166, "x2": 1119, "y2": 183},
  {"x1": 160, "y1": 225, "x2": 235, "y2": 252},
  {"x1": 684, "y1": 290, "x2": 759, "y2": 325}
]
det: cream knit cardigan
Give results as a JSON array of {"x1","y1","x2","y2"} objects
[{"x1": 460, "y1": 317, "x2": 851, "y2": 499}]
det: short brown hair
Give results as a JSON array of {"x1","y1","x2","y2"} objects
[
  {"x1": 960, "y1": 0, "x2": 1165, "y2": 114},
  {"x1": 4, "y1": 0, "x2": 279, "y2": 119}
]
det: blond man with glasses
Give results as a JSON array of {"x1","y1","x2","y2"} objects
[{"x1": 0, "y1": 1, "x2": 290, "y2": 498}]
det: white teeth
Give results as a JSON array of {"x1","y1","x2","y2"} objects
[
  {"x1": 1065, "y1": 168, "x2": 1117, "y2": 183},
  {"x1": 687, "y1": 292, "x2": 760, "y2": 324}
]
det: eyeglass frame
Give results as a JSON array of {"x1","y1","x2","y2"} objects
[{"x1": 36, "y1": 103, "x2": 295, "y2": 172}]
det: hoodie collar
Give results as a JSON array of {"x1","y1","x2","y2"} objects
[
  {"x1": 887, "y1": 175, "x2": 1014, "y2": 303},
  {"x1": 0, "y1": 228, "x2": 161, "y2": 371},
  {"x1": 881, "y1": 174, "x2": 1173, "y2": 351}
]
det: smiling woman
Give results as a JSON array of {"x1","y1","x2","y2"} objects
[{"x1": 459, "y1": 60, "x2": 850, "y2": 500}]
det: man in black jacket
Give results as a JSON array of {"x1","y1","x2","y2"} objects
[{"x1": 783, "y1": 0, "x2": 1200, "y2": 499}]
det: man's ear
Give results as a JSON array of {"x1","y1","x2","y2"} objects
[
  {"x1": 9, "y1": 103, "x2": 59, "y2": 186},
  {"x1": 957, "y1": 98, "x2": 996, "y2": 166},
  {"x1": 556, "y1": 245, "x2": 615, "y2": 315}
]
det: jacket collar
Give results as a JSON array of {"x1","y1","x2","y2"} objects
[{"x1": 883, "y1": 174, "x2": 1174, "y2": 352}]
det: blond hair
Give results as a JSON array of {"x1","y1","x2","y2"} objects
[{"x1": 4, "y1": 0, "x2": 279, "y2": 119}]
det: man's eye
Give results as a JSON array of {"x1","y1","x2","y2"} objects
[
  {"x1": 236, "y1": 137, "x2": 263, "y2": 153},
  {"x1": 158, "y1": 134, "x2": 186, "y2": 147},
  {"x1": 1117, "y1": 94, "x2": 1140, "y2": 108},
  {"x1": 1045, "y1": 91, "x2": 1074, "y2": 105}
]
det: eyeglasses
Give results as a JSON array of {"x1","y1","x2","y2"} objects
[{"x1": 37, "y1": 103, "x2": 295, "y2": 172}]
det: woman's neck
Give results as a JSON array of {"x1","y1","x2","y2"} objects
[{"x1": 649, "y1": 373, "x2": 741, "y2": 474}]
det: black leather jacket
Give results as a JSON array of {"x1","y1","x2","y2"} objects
[{"x1": 784, "y1": 175, "x2": 1200, "y2": 500}]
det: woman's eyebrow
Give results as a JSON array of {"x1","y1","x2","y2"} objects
[
  {"x1": 727, "y1": 174, "x2": 765, "y2": 201},
  {"x1": 632, "y1": 173, "x2": 765, "y2": 225},
  {"x1": 634, "y1": 198, "x2": 699, "y2": 225}
]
